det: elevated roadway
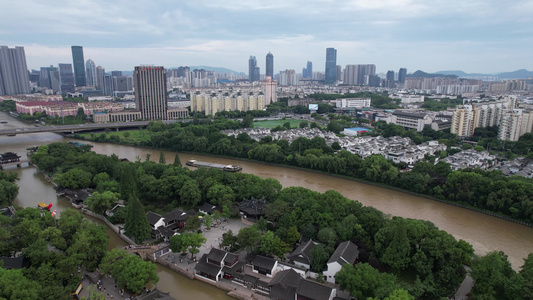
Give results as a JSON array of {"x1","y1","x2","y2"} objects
[{"x1": 0, "y1": 120, "x2": 184, "y2": 136}]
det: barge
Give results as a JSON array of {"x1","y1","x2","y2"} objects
[{"x1": 186, "y1": 160, "x2": 242, "y2": 172}]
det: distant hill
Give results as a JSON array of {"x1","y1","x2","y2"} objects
[
  {"x1": 435, "y1": 69, "x2": 533, "y2": 80},
  {"x1": 186, "y1": 65, "x2": 244, "y2": 75},
  {"x1": 407, "y1": 70, "x2": 458, "y2": 78},
  {"x1": 497, "y1": 69, "x2": 533, "y2": 79}
]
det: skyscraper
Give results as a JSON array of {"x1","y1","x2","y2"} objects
[
  {"x1": 71, "y1": 46, "x2": 86, "y2": 87},
  {"x1": 249, "y1": 56, "x2": 258, "y2": 82},
  {"x1": 0, "y1": 46, "x2": 30, "y2": 95},
  {"x1": 266, "y1": 52, "x2": 274, "y2": 78},
  {"x1": 134, "y1": 66, "x2": 168, "y2": 120},
  {"x1": 85, "y1": 59, "x2": 96, "y2": 86},
  {"x1": 325, "y1": 48, "x2": 337, "y2": 84},
  {"x1": 96, "y1": 66, "x2": 105, "y2": 90},
  {"x1": 58, "y1": 63, "x2": 75, "y2": 94},
  {"x1": 305, "y1": 61, "x2": 313, "y2": 78},
  {"x1": 386, "y1": 70, "x2": 395, "y2": 82},
  {"x1": 39, "y1": 66, "x2": 60, "y2": 91},
  {"x1": 103, "y1": 74, "x2": 113, "y2": 96},
  {"x1": 398, "y1": 68, "x2": 407, "y2": 84}
]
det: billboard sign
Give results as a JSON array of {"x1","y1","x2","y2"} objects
[{"x1": 309, "y1": 104, "x2": 318, "y2": 111}]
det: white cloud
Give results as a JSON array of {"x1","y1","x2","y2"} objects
[{"x1": 1, "y1": 0, "x2": 532, "y2": 73}]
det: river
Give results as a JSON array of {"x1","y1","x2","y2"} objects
[{"x1": 1, "y1": 111, "x2": 532, "y2": 281}]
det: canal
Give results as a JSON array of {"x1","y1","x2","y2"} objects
[{"x1": 1, "y1": 111, "x2": 532, "y2": 283}]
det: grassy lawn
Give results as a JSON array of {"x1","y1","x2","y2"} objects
[
  {"x1": 79, "y1": 129, "x2": 152, "y2": 143},
  {"x1": 253, "y1": 119, "x2": 309, "y2": 129}
]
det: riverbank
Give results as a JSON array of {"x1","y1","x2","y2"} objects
[{"x1": 116, "y1": 144, "x2": 533, "y2": 229}]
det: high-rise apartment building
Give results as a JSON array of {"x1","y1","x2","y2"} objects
[
  {"x1": 357, "y1": 64, "x2": 376, "y2": 85},
  {"x1": 71, "y1": 46, "x2": 86, "y2": 87},
  {"x1": 343, "y1": 65, "x2": 357, "y2": 85},
  {"x1": 85, "y1": 59, "x2": 96, "y2": 87},
  {"x1": 278, "y1": 69, "x2": 298, "y2": 86},
  {"x1": 191, "y1": 90, "x2": 265, "y2": 116},
  {"x1": 262, "y1": 76, "x2": 277, "y2": 105},
  {"x1": 58, "y1": 63, "x2": 75, "y2": 94},
  {"x1": 498, "y1": 109, "x2": 523, "y2": 141},
  {"x1": 134, "y1": 66, "x2": 168, "y2": 120},
  {"x1": 249, "y1": 56, "x2": 259, "y2": 83},
  {"x1": 398, "y1": 68, "x2": 407, "y2": 84},
  {"x1": 325, "y1": 48, "x2": 337, "y2": 84},
  {"x1": 266, "y1": 52, "x2": 274, "y2": 78},
  {"x1": 0, "y1": 46, "x2": 30, "y2": 95},
  {"x1": 451, "y1": 105, "x2": 475, "y2": 137}
]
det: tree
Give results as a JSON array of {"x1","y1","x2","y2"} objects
[
  {"x1": 327, "y1": 121, "x2": 343, "y2": 134},
  {"x1": 169, "y1": 232, "x2": 206, "y2": 259},
  {"x1": 221, "y1": 230, "x2": 238, "y2": 252},
  {"x1": 317, "y1": 227, "x2": 337, "y2": 246},
  {"x1": 260, "y1": 230, "x2": 289, "y2": 258},
  {"x1": 237, "y1": 226, "x2": 261, "y2": 252},
  {"x1": 99, "y1": 248, "x2": 158, "y2": 294},
  {"x1": 85, "y1": 191, "x2": 119, "y2": 215},
  {"x1": 519, "y1": 253, "x2": 533, "y2": 299},
  {"x1": 299, "y1": 121, "x2": 309, "y2": 128},
  {"x1": 158, "y1": 150, "x2": 166, "y2": 164},
  {"x1": 310, "y1": 244, "x2": 330, "y2": 272},
  {"x1": 285, "y1": 226, "x2": 301, "y2": 246},
  {"x1": 183, "y1": 216, "x2": 202, "y2": 232},
  {"x1": 207, "y1": 184, "x2": 234, "y2": 205},
  {"x1": 470, "y1": 251, "x2": 521, "y2": 300},
  {"x1": 203, "y1": 214, "x2": 213, "y2": 228},
  {"x1": 0, "y1": 268, "x2": 41, "y2": 300},
  {"x1": 0, "y1": 178, "x2": 19, "y2": 206},
  {"x1": 118, "y1": 163, "x2": 138, "y2": 201},
  {"x1": 335, "y1": 263, "x2": 397, "y2": 299},
  {"x1": 124, "y1": 195, "x2": 151, "y2": 243},
  {"x1": 180, "y1": 180, "x2": 202, "y2": 207},
  {"x1": 53, "y1": 168, "x2": 92, "y2": 189},
  {"x1": 173, "y1": 153, "x2": 182, "y2": 167},
  {"x1": 58, "y1": 208, "x2": 84, "y2": 245},
  {"x1": 67, "y1": 222, "x2": 109, "y2": 270},
  {"x1": 242, "y1": 114, "x2": 254, "y2": 128}
]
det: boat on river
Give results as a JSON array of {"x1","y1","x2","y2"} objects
[{"x1": 186, "y1": 159, "x2": 242, "y2": 172}]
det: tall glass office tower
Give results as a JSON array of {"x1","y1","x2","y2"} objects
[
  {"x1": 266, "y1": 52, "x2": 274, "y2": 78},
  {"x1": 71, "y1": 46, "x2": 86, "y2": 87},
  {"x1": 325, "y1": 48, "x2": 337, "y2": 84}
]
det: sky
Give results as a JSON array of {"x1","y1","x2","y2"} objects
[{"x1": 2, "y1": 0, "x2": 533, "y2": 75}]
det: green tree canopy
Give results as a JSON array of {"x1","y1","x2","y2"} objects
[
  {"x1": 335, "y1": 263, "x2": 397, "y2": 299},
  {"x1": 53, "y1": 168, "x2": 92, "y2": 189},
  {"x1": 124, "y1": 195, "x2": 151, "y2": 243},
  {"x1": 99, "y1": 248, "x2": 159, "y2": 294}
]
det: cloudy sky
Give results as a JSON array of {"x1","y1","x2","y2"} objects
[{"x1": 2, "y1": 0, "x2": 532, "y2": 75}]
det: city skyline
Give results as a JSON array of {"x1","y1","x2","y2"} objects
[{"x1": 1, "y1": 0, "x2": 532, "y2": 74}]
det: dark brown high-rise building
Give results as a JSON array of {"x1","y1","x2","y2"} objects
[{"x1": 134, "y1": 66, "x2": 167, "y2": 120}]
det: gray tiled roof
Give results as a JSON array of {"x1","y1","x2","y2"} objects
[
  {"x1": 327, "y1": 241, "x2": 359, "y2": 265},
  {"x1": 296, "y1": 279, "x2": 334, "y2": 300}
]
